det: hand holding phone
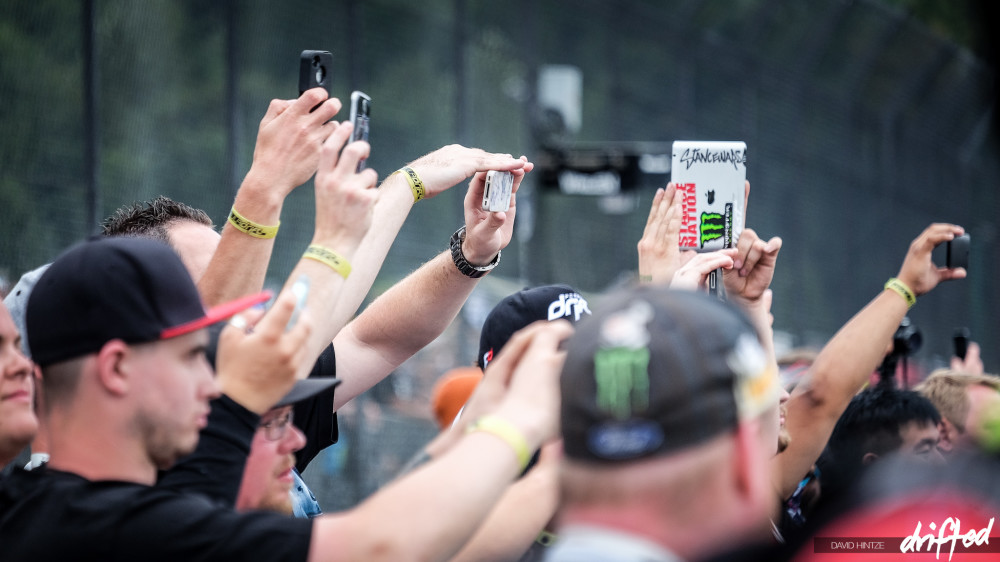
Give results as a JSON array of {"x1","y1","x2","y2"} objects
[{"x1": 482, "y1": 170, "x2": 513, "y2": 212}]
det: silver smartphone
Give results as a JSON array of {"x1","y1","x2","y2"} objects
[
  {"x1": 285, "y1": 275, "x2": 311, "y2": 332},
  {"x1": 349, "y1": 91, "x2": 371, "y2": 172},
  {"x1": 482, "y1": 170, "x2": 513, "y2": 212}
]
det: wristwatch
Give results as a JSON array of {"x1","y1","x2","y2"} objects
[{"x1": 450, "y1": 226, "x2": 500, "y2": 278}]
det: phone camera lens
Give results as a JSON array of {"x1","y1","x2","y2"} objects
[{"x1": 311, "y1": 56, "x2": 325, "y2": 84}]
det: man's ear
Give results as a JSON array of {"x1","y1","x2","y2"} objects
[
  {"x1": 95, "y1": 340, "x2": 132, "y2": 397},
  {"x1": 861, "y1": 452, "x2": 880, "y2": 466},
  {"x1": 936, "y1": 419, "x2": 956, "y2": 452}
]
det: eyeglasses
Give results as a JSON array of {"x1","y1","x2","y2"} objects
[{"x1": 260, "y1": 408, "x2": 294, "y2": 442}]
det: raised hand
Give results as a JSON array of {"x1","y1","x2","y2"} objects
[
  {"x1": 896, "y1": 223, "x2": 967, "y2": 296},
  {"x1": 399, "y1": 145, "x2": 525, "y2": 201},
  {"x1": 461, "y1": 156, "x2": 533, "y2": 266},
  {"x1": 247, "y1": 88, "x2": 342, "y2": 196},
  {"x1": 215, "y1": 288, "x2": 313, "y2": 415},
  {"x1": 723, "y1": 228, "x2": 782, "y2": 306},
  {"x1": 671, "y1": 248, "x2": 738, "y2": 291},
  {"x1": 637, "y1": 184, "x2": 683, "y2": 284},
  {"x1": 312, "y1": 121, "x2": 379, "y2": 247}
]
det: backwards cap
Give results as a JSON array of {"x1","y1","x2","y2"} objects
[
  {"x1": 478, "y1": 284, "x2": 591, "y2": 369},
  {"x1": 560, "y1": 285, "x2": 779, "y2": 464}
]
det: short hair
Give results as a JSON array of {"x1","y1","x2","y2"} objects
[
  {"x1": 825, "y1": 385, "x2": 941, "y2": 473},
  {"x1": 916, "y1": 370, "x2": 1000, "y2": 432},
  {"x1": 39, "y1": 356, "x2": 86, "y2": 412},
  {"x1": 100, "y1": 196, "x2": 213, "y2": 245}
]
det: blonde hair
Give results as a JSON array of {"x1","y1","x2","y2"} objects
[{"x1": 916, "y1": 369, "x2": 1000, "y2": 432}]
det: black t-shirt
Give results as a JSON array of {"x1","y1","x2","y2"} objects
[
  {"x1": 0, "y1": 466, "x2": 313, "y2": 561},
  {"x1": 157, "y1": 343, "x2": 339, "y2": 506},
  {"x1": 294, "y1": 343, "x2": 339, "y2": 472}
]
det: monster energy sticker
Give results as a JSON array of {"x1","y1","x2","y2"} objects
[
  {"x1": 592, "y1": 300, "x2": 654, "y2": 419},
  {"x1": 594, "y1": 347, "x2": 651, "y2": 420},
  {"x1": 588, "y1": 300, "x2": 663, "y2": 459},
  {"x1": 699, "y1": 203, "x2": 733, "y2": 248}
]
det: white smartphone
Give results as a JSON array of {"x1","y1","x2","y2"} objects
[
  {"x1": 285, "y1": 275, "x2": 311, "y2": 332},
  {"x1": 482, "y1": 170, "x2": 513, "y2": 212},
  {"x1": 670, "y1": 141, "x2": 747, "y2": 252}
]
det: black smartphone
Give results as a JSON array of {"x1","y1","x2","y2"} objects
[
  {"x1": 946, "y1": 234, "x2": 970, "y2": 270},
  {"x1": 349, "y1": 91, "x2": 371, "y2": 172},
  {"x1": 299, "y1": 50, "x2": 333, "y2": 96},
  {"x1": 953, "y1": 327, "x2": 970, "y2": 361}
]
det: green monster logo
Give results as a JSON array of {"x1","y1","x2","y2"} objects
[
  {"x1": 594, "y1": 347, "x2": 651, "y2": 420},
  {"x1": 699, "y1": 203, "x2": 733, "y2": 248},
  {"x1": 700, "y1": 212, "x2": 724, "y2": 246}
]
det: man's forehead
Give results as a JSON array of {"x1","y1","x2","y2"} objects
[{"x1": 899, "y1": 419, "x2": 940, "y2": 443}]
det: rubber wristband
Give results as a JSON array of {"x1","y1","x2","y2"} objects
[
  {"x1": 536, "y1": 530, "x2": 558, "y2": 547},
  {"x1": 396, "y1": 166, "x2": 426, "y2": 202},
  {"x1": 467, "y1": 415, "x2": 531, "y2": 472},
  {"x1": 303, "y1": 245, "x2": 352, "y2": 279},
  {"x1": 884, "y1": 277, "x2": 916, "y2": 308},
  {"x1": 228, "y1": 207, "x2": 279, "y2": 239}
]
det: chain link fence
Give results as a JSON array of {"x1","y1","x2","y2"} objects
[{"x1": 1, "y1": 0, "x2": 996, "y2": 507}]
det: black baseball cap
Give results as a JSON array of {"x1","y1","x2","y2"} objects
[
  {"x1": 26, "y1": 237, "x2": 270, "y2": 367},
  {"x1": 560, "y1": 285, "x2": 780, "y2": 464},
  {"x1": 477, "y1": 284, "x2": 590, "y2": 369}
]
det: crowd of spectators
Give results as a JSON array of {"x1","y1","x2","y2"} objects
[{"x1": 0, "y1": 83, "x2": 994, "y2": 562}]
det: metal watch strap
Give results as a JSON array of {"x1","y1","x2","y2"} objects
[{"x1": 450, "y1": 226, "x2": 500, "y2": 278}]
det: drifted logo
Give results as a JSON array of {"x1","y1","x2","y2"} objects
[
  {"x1": 548, "y1": 293, "x2": 591, "y2": 322},
  {"x1": 815, "y1": 516, "x2": 998, "y2": 558},
  {"x1": 901, "y1": 517, "x2": 995, "y2": 560},
  {"x1": 699, "y1": 203, "x2": 733, "y2": 248}
]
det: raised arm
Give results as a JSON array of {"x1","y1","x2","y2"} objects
[
  {"x1": 276, "y1": 122, "x2": 379, "y2": 380},
  {"x1": 450, "y1": 439, "x2": 562, "y2": 562},
  {"x1": 322, "y1": 145, "x2": 527, "y2": 336},
  {"x1": 772, "y1": 223, "x2": 966, "y2": 498},
  {"x1": 197, "y1": 89, "x2": 341, "y2": 306},
  {"x1": 330, "y1": 155, "x2": 532, "y2": 409},
  {"x1": 214, "y1": 122, "x2": 378, "y2": 409},
  {"x1": 309, "y1": 321, "x2": 572, "y2": 562}
]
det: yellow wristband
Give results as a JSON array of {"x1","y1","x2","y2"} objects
[
  {"x1": 228, "y1": 207, "x2": 279, "y2": 239},
  {"x1": 303, "y1": 245, "x2": 352, "y2": 279},
  {"x1": 467, "y1": 415, "x2": 531, "y2": 472},
  {"x1": 536, "y1": 530, "x2": 558, "y2": 547},
  {"x1": 395, "y1": 166, "x2": 426, "y2": 202},
  {"x1": 884, "y1": 277, "x2": 916, "y2": 308}
]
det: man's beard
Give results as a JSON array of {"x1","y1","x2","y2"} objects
[{"x1": 777, "y1": 427, "x2": 791, "y2": 453}]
